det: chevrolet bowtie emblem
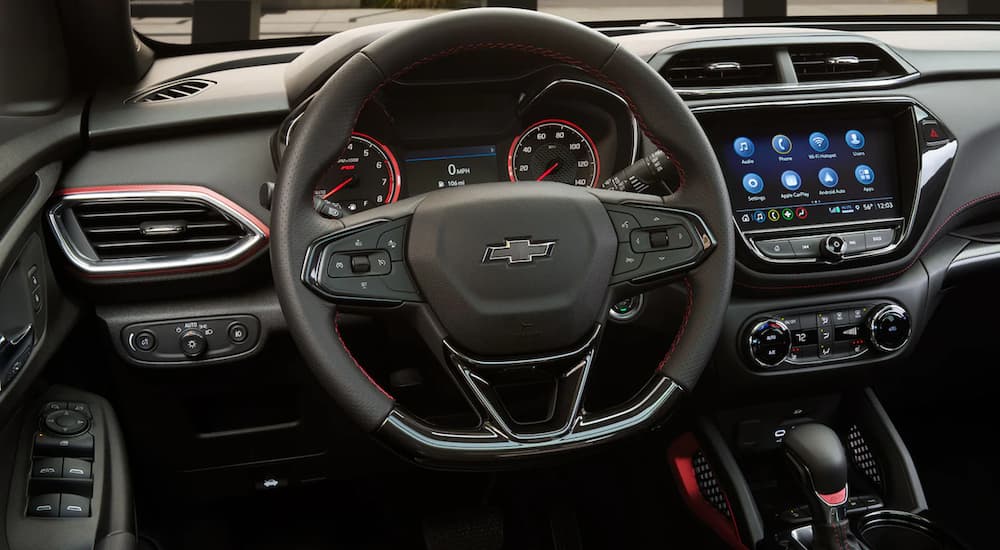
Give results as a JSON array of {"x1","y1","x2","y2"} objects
[{"x1": 483, "y1": 239, "x2": 556, "y2": 265}]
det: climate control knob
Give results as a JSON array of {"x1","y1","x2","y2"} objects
[
  {"x1": 867, "y1": 304, "x2": 910, "y2": 352},
  {"x1": 748, "y1": 319, "x2": 792, "y2": 367}
]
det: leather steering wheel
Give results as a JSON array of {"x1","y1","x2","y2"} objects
[{"x1": 272, "y1": 8, "x2": 734, "y2": 468}]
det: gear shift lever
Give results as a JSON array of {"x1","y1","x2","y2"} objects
[{"x1": 784, "y1": 424, "x2": 864, "y2": 550}]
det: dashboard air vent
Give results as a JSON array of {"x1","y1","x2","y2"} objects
[
  {"x1": 48, "y1": 187, "x2": 268, "y2": 277},
  {"x1": 660, "y1": 47, "x2": 780, "y2": 88},
  {"x1": 789, "y1": 44, "x2": 907, "y2": 83},
  {"x1": 129, "y1": 79, "x2": 215, "y2": 103}
]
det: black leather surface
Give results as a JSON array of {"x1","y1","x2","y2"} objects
[
  {"x1": 272, "y1": 8, "x2": 733, "y2": 435},
  {"x1": 785, "y1": 423, "x2": 849, "y2": 494}
]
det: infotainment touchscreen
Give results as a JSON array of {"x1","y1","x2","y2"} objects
[{"x1": 707, "y1": 115, "x2": 901, "y2": 232}]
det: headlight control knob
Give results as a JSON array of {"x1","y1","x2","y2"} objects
[{"x1": 179, "y1": 329, "x2": 207, "y2": 358}]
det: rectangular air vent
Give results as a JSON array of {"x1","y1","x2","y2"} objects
[
  {"x1": 660, "y1": 47, "x2": 780, "y2": 88},
  {"x1": 129, "y1": 79, "x2": 215, "y2": 103},
  {"x1": 789, "y1": 44, "x2": 908, "y2": 83},
  {"x1": 48, "y1": 188, "x2": 267, "y2": 277}
]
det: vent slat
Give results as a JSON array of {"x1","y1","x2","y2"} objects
[
  {"x1": 68, "y1": 197, "x2": 249, "y2": 261},
  {"x1": 131, "y1": 79, "x2": 215, "y2": 104},
  {"x1": 790, "y1": 44, "x2": 906, "y2": 83},
  {"x1": 660, "y1": 47, "x2": 780, "y2": 88}
]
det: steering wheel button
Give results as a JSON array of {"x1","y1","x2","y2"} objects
[
  {"x1": 665, "y1": 226, "x2": 692, "y2": 249},
  {"x1": 649, "y1": 230, "x2": 670, "y2": 249},
  {"x1": 383, "y1": 265, "x2": 418, "y2": 295},
  {"x1": 378, "y1": 225, "x2": 407, "y2": 261},
  {"x1": 368, "y1": 251, "x2": 392, "y2": 275},
  {"x1": 630, "y1": 229, "x2": 652, "y2": 252},
  {"x1": 607, "y1": 211, "x2": 639, "y2": 242},
  {"x1": 350, "y1": 255, "x2": 371, "y2": 274},
  {"x1": 614, "y1": 243, "x2": 642, "y2": 275},
  {"x1": 327, "y1": 254, "x2": 353, "y2": 278}
]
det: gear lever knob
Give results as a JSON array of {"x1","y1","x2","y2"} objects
[{"x1": 784, "y1": 424, "x2": 863, "y2": 550}]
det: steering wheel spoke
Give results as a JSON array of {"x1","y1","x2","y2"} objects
[
  {"x1": 601, "y1": 199, "x2": 717, "y2": 287},
  {"x1": 302, "y1": 216, "x2": 422, "y2": 306}
]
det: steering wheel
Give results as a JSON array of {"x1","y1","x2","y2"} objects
[{"x1": 272, "y1": 8, "x2": 734, "y2": 467}]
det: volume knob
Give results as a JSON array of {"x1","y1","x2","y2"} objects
[{"x1": 748, "y1": 319, "x2": 791, "y2": 367}]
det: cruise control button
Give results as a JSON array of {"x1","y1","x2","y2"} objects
[
  {"x1": 614, "y1": 243, "x2": 642, "y2": 275},
  {"x1": 378, "y1": 225, "x2": 406, "y2": 261},
  {"x1": 368, "y1": 251, "x2": 391, "y2": 275},
  {"x1": 665, "y1": 226, "x2": 692, "y2": 249},
  {"x1": 342, "y1": 226, "x2": 381, "y2": 250},
  {"x1": 350, "y1": 255, "x2": 371, "y2": 274},
  {"x1": 607, "y1": 211, "x2": 639, "y2": 242},
  {"x1": 327, "y1": 254, "x2": 353, "y2": 278},
  {"x1": 865, "y1": 229, "x2": 894, "y2": 251},
  {"x1": 789, "y1": 237, "x2": 822, "y2": 258},
  {"x1": 758, "y1": 239, "x2": 795, "y2": 259}
]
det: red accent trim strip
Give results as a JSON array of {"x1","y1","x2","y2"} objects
[
  {"x1": 668, "y1": 433, "x2": 748, "y2": 550},
  {"x1": 334, "y1": 313, "x2": 394, "y2": 400},
  {"x1": 56, "y1": 184, "x2": 270, "y2": 279},
  {"x1": 738, "y1": 191, "x2": 1000, "y2": 291},
  {"x1": 818, "y1": 487, "x2": 848, "y2": 506}
]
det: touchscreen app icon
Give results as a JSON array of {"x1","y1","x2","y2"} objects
[
  {"x1": 767, "y1": 209, "x2": 781, "y2": 222},
  {"x1": 780, "y1": 170, "x2": 802, "y2": 191},
  {"x1": 809, "y1": 132, "x2": 830, "y2": 152},
  {"x1": 855, "y1": 164, "x2": 876, "y2": 185},
  {"x1": 845, "y1": 130, "x2": 866, "y2": 149},
  {"x1": 771, "y1": 134, "x2": 793, "y2": 155},
  {"x1": 734, "y1": 137, "x2": 755, "y2": 158},
  {"x1": 742, "y1": 173, "x2": 764, "y2": 194},
  {"x1": 781, "y1": 208, "x2": 794, "y2": 221},
  {"x1": 753, "y1": 210, "x2": 767, "y2": 224},
  {"x1": 818, "y1": 167, "x2": 839, "y2": 188}
]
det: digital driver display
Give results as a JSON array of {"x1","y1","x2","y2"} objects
[
  {"x1": 404, "y1": 145, "x2": 500, "y2": 196},
  {"x1": 709, "y1": 115, "x2": 901, "y2": 231}
]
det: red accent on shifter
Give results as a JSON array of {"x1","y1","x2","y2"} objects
[{"x1": 818, "y1": 487, "x2": 848, "y2": 506}]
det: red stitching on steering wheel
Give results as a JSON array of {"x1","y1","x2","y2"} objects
[
  {"x1": 334, "y1": 313, "x2": 394, "y2": 400},
  {"x1": 657, "y1": 277, "x2": 693, "y2": 372},
  {"x1": 354, "y1": 42, "x2": 687, "y2": 189}
]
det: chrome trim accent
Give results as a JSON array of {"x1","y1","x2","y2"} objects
[
  {"x1": 378, "y1": 376, "x2": 683, "y2": 464},
  {"x1": 691, "y1": 96, "x2": 958, "y2": 265},
  {"x1": 827, "y1": 55, "x2": 860, "y2": 65},
  {"x1": 48, "y1": 190, "x2": 267, "y2": 276},
  {"x1": 482, "y1": 238, "x2": 556, "y2": 265},
  {"x1": 867, "y1": 304, "x2": 910, "y2": 353},
  {"x1": 705, "y1": 61, "x2": 742, "y2": 72},
  {"x1": 675, "y1": 73, "x2": 919, "y2": 99},
  {"x1": 523, "y1": 79, "x2": 641, "y2": 166},
  {"x1": 747, "y1": 319, "x2": 791, "y2": 368},
  {"x1": 444, "y1": 326, "x2": 601, "y2": 442}
]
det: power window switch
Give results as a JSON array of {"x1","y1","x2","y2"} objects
[
  {"x1": 27, "y1": 494, "x2": 60, "y2": 517},
  {"x1": 34, "y1": 433, "x2": 95, "y2": 458},
  {"x1": 62, "y1": 458, "x2": 92, "y2": 480},
  {"x1": 32, "y1": 457, "x2": 63, "y2": 478},
  {"x1": 59, "y1": 494, "x2": 90, "y2": 518}
]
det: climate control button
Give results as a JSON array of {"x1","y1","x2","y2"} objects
[
  {"x1": 748, "y1": 319, "x2": 792, "y2": 367},
  {"x1": 867, "y1": 305, "x2": 911, "y2": 352}
]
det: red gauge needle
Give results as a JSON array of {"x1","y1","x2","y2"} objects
[
  {"x1": 322, "y1": 177, "x2": 353, "y2": 199},
  {"x1": 536, "y1": 161, "x2": 560, "y2": 181}
]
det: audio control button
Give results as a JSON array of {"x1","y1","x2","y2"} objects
[{"x1": 758, "y1": 239, "x2": 795, "y2": 259}]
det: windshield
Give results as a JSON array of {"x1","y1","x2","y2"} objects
[{"x1": 130, "y1": 1, "x2": 966, "y2": 45}]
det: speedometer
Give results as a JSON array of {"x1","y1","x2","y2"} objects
[
  {"x1": 507, "y1": 119, "x2": 600, "y2": 187},
  {"x1": 314, "y1": 133, "x2": 400, "y2": 215}
]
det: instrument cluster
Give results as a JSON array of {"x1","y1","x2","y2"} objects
[{"x1": 276, "y1": 76, "x2": 643, "y2": 216}]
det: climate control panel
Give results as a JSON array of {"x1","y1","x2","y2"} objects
[{"x1": 745, "y1": 302, "x2": 910, "y2": 370}]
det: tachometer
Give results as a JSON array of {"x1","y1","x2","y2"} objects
[
  {"x1": 314, "y1": 133, "x2": 400, "y2": 215},
  {"x1": 508, "y1": 119, "x2": 600, "y2": 187}
]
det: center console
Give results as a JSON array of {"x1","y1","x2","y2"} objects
[{"x1": 696, "y1": 98, "x2": 957, "y2": 272}]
